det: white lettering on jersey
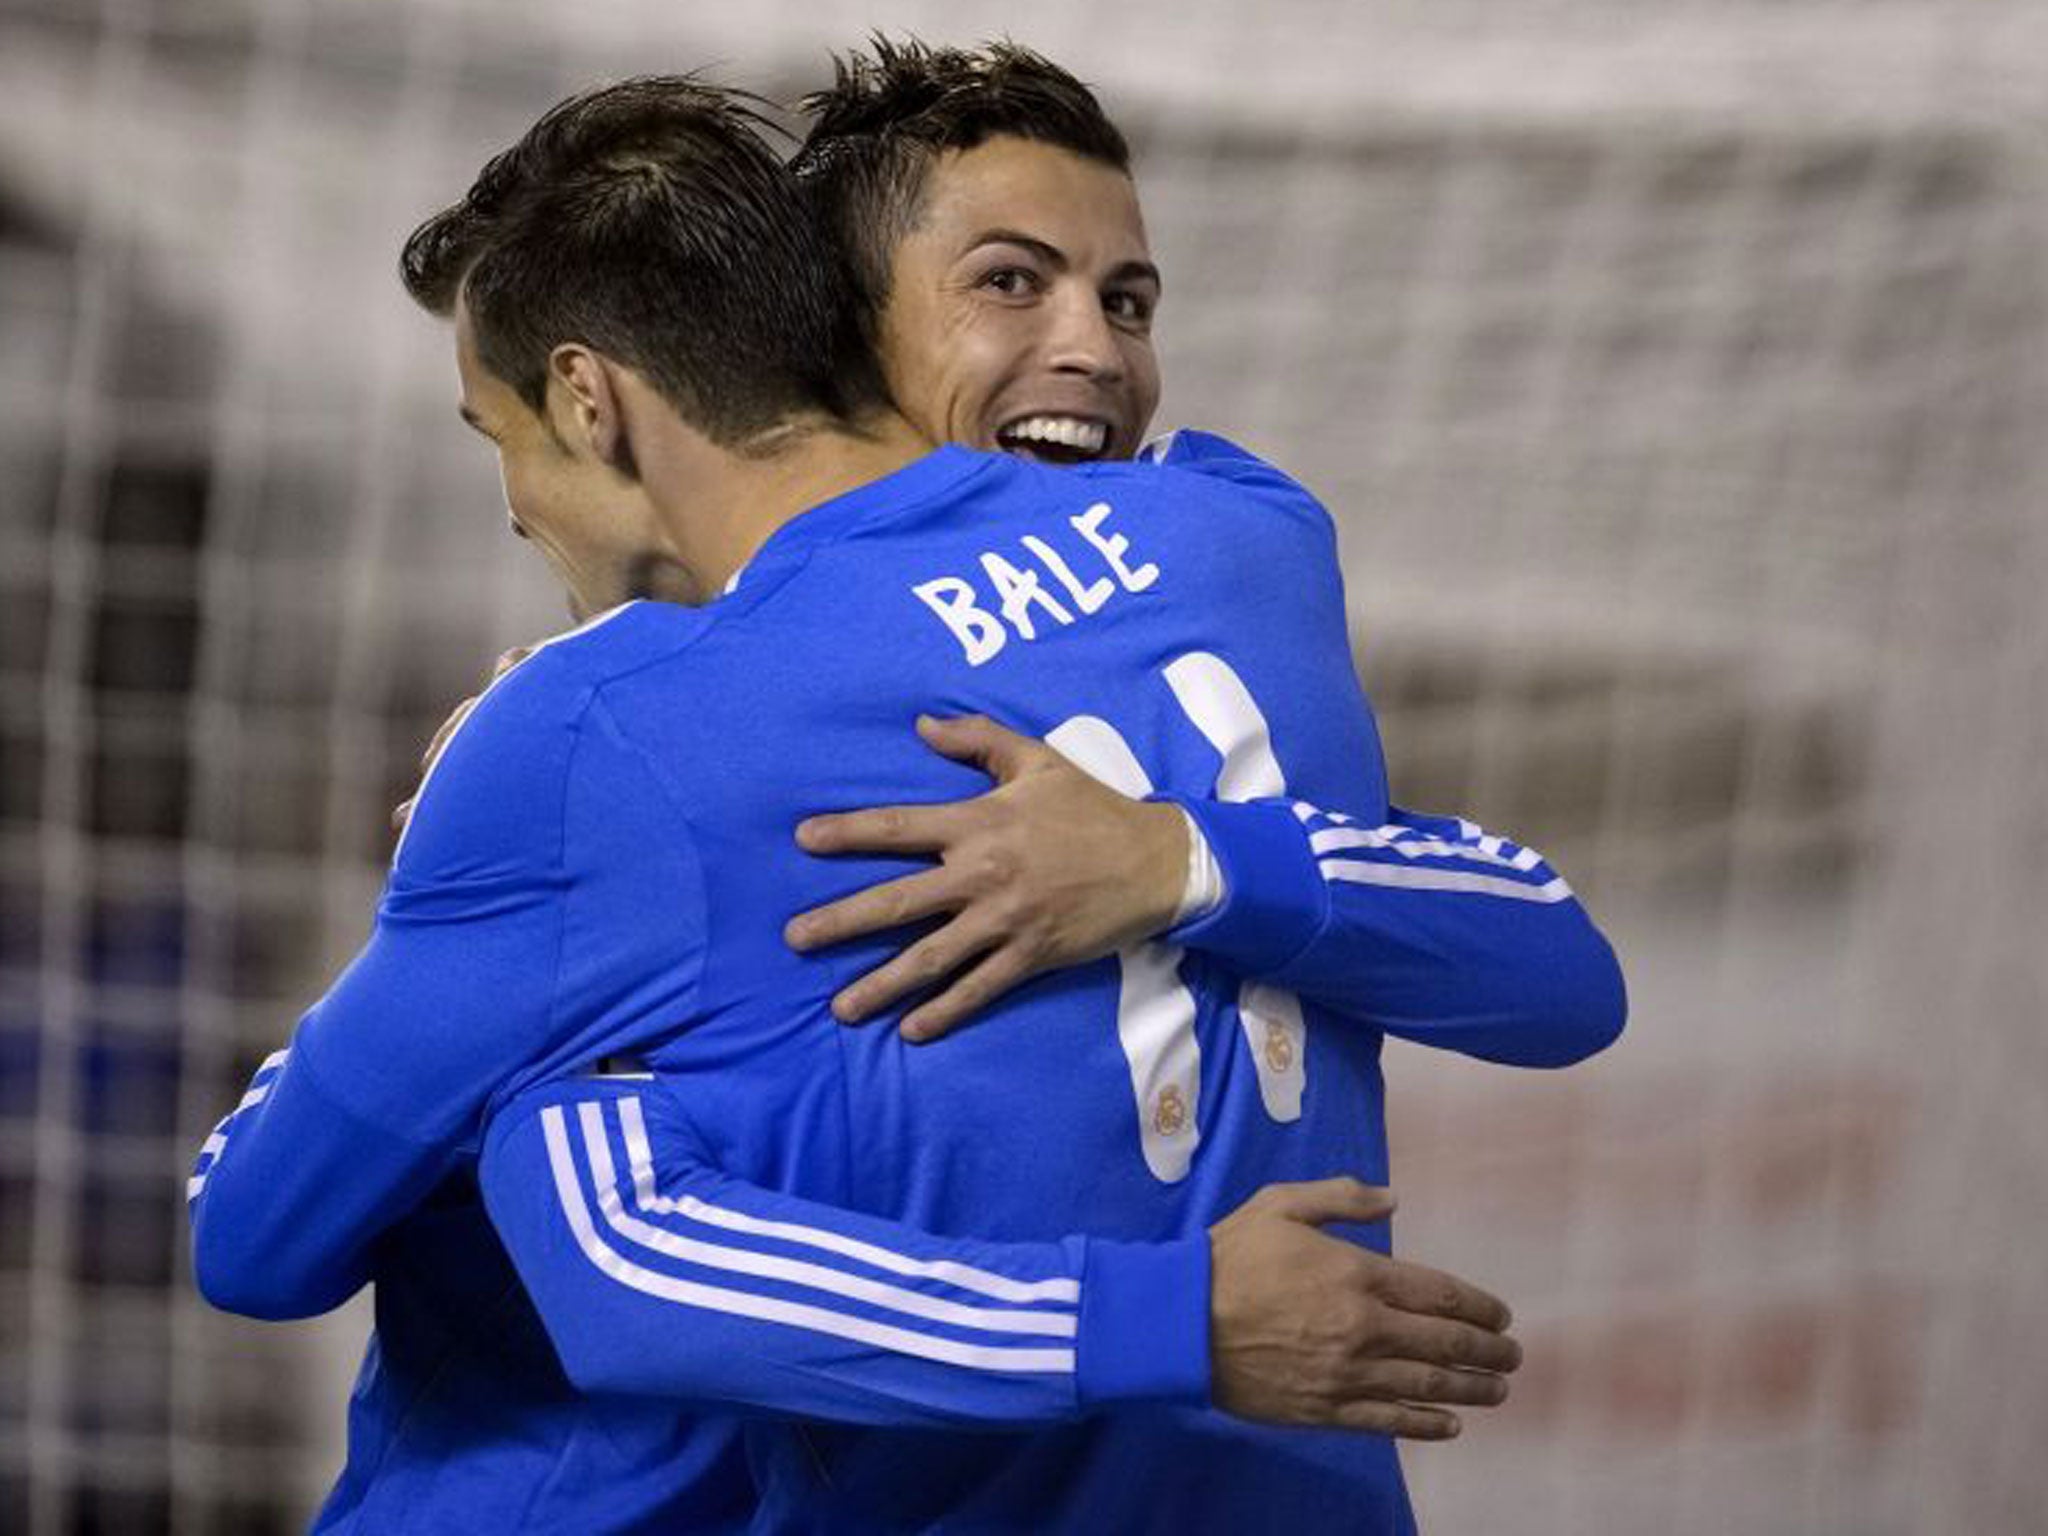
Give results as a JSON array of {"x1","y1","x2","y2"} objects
[
  {"x1": 1019, "y1": 534, "x2": 1113, "y2": 615},
  {"x1": 912, "y1": 502, "x2": 1159, "y2": 667},
  {"x1": 1070, "y1": 503, "x2": 1160, "y2": 592},
  {"x1": 911, "y1": 577, "x2": 1008, "y2": 666},
  {"x1": 979, "y1": 551, "x2": 1075, "y2": 640}
]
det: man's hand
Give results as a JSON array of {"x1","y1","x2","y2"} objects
[
  {"x1": 1209, "y1": 1178, "x2": 1520, "y2": 1439},
  {"x1": 391, "y1": 646, "x2": 535, "y2": 832},
  {"x1": 785, "y1": 714, "x2": 1189, "y2": 1042}
]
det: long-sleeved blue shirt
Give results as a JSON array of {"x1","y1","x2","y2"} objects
[{"x1": 188, "y1": 435, "x2": 1622, "y2": 1533}]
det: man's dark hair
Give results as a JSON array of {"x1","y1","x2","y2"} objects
[
  {"x1": 789, "y1": 38, "x2": 1131, "y2": 320},
  {"x1": 402, "y1": 75, "x2": 885, "y2": 448}
]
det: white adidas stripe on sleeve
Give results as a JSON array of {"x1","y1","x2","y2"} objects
[
  {"x1": 542, "y1": 1099, "x2": 1079, "y2": 1377},
  {"x1": 187, "y1": 1050, "x2": 293, "y2": 1203},
  {"x1": 612, "y1": 1098, "x2": 1077, "y2": 1304},
  {"x1": 1292, "y1": 801, "x2": 1576, "y2": 904},
  {"x1": 576, "y1": 1104, "x2": 1074, "y2": 1338}
]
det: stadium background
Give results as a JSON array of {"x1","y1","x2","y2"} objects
[{"x1": 1, "y1": 1, "x2": 2042, "y2": 1530}]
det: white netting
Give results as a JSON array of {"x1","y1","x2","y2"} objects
[{"x1": 1, "y1": 3, "x2": 2042, "y2": 1531}]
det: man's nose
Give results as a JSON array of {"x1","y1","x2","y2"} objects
[{"x1": 1044, "y1": 287, "x2": 1125, "y2": 381}]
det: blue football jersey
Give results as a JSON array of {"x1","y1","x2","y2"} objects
[{"x1": 190, "y1": 435, "x2": 1622, "y2": 1533}]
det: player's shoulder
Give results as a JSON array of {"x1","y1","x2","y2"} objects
[
  {"x1": 478, "y1": 600, "x2": 710, "y2": 718},
  {"x1": 390, "y1": 602, "x2": 702, "y2": 872},
  {"x1": 1135, "y1": 428, "x2": 1272, "y2": 472},
  {"x1": 1101, "y1": 428, "x2": 1335, "y2": 537},
  {"x1": 1135, "y1": 429, "x2": 1311, "y2": 497}
]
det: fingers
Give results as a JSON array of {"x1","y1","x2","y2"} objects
[
  {"x1": 898, "y1": 946, "x2": 1036, "y2": 1043},
  {"x1": 1332, "y1": 1401, "x2": 1463, "y2": 1441},
  {"x1": 826, "y1": 916, "x2": 1002, "y2": 1024},
  {"x1": 1208, "y1": 1196, "x2": 1521, "y2": 1439},
  {"x1": 1254, "y1": 1176, "x2": 1398, "y2": 1228},
  {"x1": 796, "y1": 802, "x2": 962, "y2": 858},
  {"x1": 794, "y1": 718, "x2": 1048, "y2": 858},
  {"x1": 396, "y1": 693, "x2": 482, "y2": 831},
  {"x1": 490, "y1": 645, "x2": 534, "y2": 679},
  {"x1": 1369, "y1": 1310, "x2": 1523, "y2": 1376},
  {"x1": 421, "y1": 695, "x2": 481, "y2": 771},
  {"x1": 915, "y1": 713, "x2": 1045, "y2": 781},
  {"x1": 1374, "y1": 1258, "x2": 1514, "y2": 1333},
  {"x1": 1348, "y1": 1360, "x2": 1511, "y2": 1409},
  {"x1": 786, "y1": 869, "x2": 957, "y2": 953},
  {"x1": 393, "y1": 643, "x2": 536, "y2": 838}
]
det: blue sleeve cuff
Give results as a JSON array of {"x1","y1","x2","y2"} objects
[
  {"x1": 1074, "y1": 1234, "x2": 1211, "y2": 1409},
  {"x1": 1160, "y1": 797, "x2": 1327, "y2": 977}
]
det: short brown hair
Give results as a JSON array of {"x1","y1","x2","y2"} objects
[
  {"x1": 789, "y1": 39, "x2": 1132, "y2": 322},
  {"x1": 402, "y1": 75, "x2": 885, "y2": 446}
]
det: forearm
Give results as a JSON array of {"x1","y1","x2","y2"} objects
[
  {"x1": 188, "y1": 690, "x2": 580, "y2": 1318},
  {"x1": 187, "y1": 1033, "x2": 457, "y2": 1318},
  {"x1": 483, "y1": 1078, "x2": 1210, "y2": 1425},
  {"x1": 186, "y1": 850, "x2": 578, "y2": 1314},
  {"x1": 1167, "y1": 796, "x2": 1626, "y2": 1066}
]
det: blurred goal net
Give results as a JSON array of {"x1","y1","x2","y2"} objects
[{"x1": 0, "y1": 3, "x2": 2042, "y2": 1532}]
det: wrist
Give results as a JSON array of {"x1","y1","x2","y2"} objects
[
  {"x1": 1074, "y1": 1234, "x2": 1212, "y2": 1409},
  {"x1": 1160, "y1": 797, "x2": 1327, "y2": 974},
  {"x1": 1171, "y1": 807, "x2": 1224, "y2": 928},
  {"x1": 1132, "y1": 798, "x2": 1198, "y2": 939}
]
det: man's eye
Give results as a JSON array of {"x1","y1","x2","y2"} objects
[
  {"x1": 1105, "y1": 290, "x2": 1156, "y2": 326},
  {"x1": 980, "y1": 267, "x2": 1040, "y2": 298}
]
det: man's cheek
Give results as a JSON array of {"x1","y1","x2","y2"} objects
[{"x1": 1127, "y1": 357, "x2": 1163, "y2": 446}]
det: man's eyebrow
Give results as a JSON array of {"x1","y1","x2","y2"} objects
[
  {"x1": 457, "y1": 403, "x2": 488, "y2": 435},
  {"x1": 965, "y1": 230, "x2": 1068, "y2": 269},
  {"x1": 965, "y1": 231, "x2": 1162, "y2": 291}
]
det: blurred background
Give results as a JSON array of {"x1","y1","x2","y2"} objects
[{"x1": 1, "y1": 0, "x2": 2042, "y2": 1531}]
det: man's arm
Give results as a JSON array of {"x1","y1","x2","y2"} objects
[
  {"x1": 786, "y1": 715, "x2": 1623, "y2": 1064},
  {"x1": 189, "y1": 646, "x2": 590, "y2": 1318},
  {"x1": 1165, "y1": 792, "x2": 1625, "y2": 1066},
  {"x1": 483, "y1": 1075, "x2": 1518, "y2": 1435}
]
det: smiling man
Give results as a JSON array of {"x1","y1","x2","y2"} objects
[
  {"x1": 876, "y1": 135, "x2": 1155, "y2": 462},
  {"x1": 867, "y1": 137, "x2": 1158, "y2": 465},
  {"x1": 800, "y1": 40, "x2": 1159, "y2": 470}
]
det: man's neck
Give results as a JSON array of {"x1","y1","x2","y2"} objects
[{"x1": 653, "y1": 410, "x2": 935, "y2": 601}]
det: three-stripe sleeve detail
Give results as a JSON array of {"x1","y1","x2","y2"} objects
[
  {"x1": 1291, "y1": 803, "x2": 1575, "y2": 904},
  {"x1": 610, "y1": 1098, "x2": 1076, "y2": 1304},
  {"x1": 540, "y1": 1097, "x2": 1080, "y2": 1376},
  {"x1": 187, "y1": 1050, "x2": 290, "y2": 1202}
]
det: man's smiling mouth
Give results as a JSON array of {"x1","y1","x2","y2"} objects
[{"x1": 996, "y1": 414, "x2": 1111, "y2": 464}]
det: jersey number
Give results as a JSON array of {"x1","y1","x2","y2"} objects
[{"x1": 1044, "y1": 652, "x2": 1307, "y2": 1183}]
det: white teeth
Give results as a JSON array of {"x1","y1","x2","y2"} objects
[{"x1": 1003, "y1": 415, "x2": 1108, "y2": 454}]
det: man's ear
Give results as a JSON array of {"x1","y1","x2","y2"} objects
[{"x1": 545, "y1": 344, "x2": 639, "y2": 477}]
